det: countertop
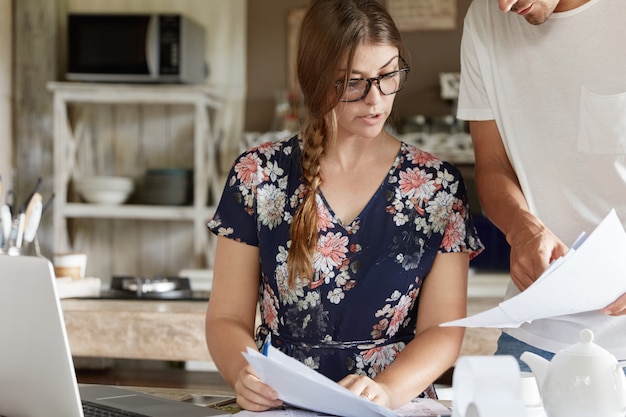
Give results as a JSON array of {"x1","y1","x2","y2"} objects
[
  {"x1": 61, "y1": 272, "x2": 509, "y2": 362},
  {"x1": 62, "y1": 298, "x2": 212, "y2": 362}
]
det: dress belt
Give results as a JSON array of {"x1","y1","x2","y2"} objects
[{"x1": 256, "y1": 325, "x2": 410, "y2": 351}]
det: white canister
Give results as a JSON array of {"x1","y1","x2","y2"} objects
[{"x1": 53, "y1": 252, "x2": 87, "y2": 280}]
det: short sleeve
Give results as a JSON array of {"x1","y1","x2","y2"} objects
[
  {"x1": 456, "y1": 3, "x2": 495, "y2": 122},
  {"x1": 207, "y1": 150, "x2": 262, "y2": 247},
  {"x1": 438, "y1": 162, "x2": 484, "y2": 260},
  {"x1": 207, "y1": 135, "x2": 301, "y2": 247}
]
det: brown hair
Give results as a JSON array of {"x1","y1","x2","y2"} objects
[{"x1": 287, "y1": 0, "x2": 406, "y2": 286}]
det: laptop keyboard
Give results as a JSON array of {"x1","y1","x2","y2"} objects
[{"x1": 82, "y1": 401, "x2": 148, "y2": 417}]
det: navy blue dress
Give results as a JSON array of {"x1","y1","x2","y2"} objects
[{"x1": 208, "y1": 135, "x2": 483, "y2": 393}]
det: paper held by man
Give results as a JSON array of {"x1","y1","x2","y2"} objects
[{"x1": 442, "y1": 209, "x2": 626, "y2": 329}]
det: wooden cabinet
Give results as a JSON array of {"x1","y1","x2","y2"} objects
[{"x1": 48, "y1": 82, "x2": 222, "y2": 280}]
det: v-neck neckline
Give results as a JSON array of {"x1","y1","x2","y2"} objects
[{"x1": 316, "y1": 143, "x2": 404, "y2": 230}]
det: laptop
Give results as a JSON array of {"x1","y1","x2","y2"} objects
[{"x1": 0, "y1": 254, "x2": 229, "y2": 417}]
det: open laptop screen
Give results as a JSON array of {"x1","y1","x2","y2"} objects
[{"x1": 0, "y1": 255, "x2": 228, "y2": 417}]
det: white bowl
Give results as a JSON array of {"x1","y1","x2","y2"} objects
[
  {"x1": 75, "y1": 176, "x2": 134, "y2": 205},
  {"x1": 75, "y1": 176, "x2": 134, "y2": 193},
  {"x1": 79, "y1": 189, "x2": 131, "y2": 205}
]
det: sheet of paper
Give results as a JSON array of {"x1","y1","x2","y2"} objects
[
  {"x1": 243, "y1": 346, "x2": 399, "y2": 417},
  {"x1": 235, "y1": 399, "x2": 450, "y2": 417},
  {"x1": 394, "y1": 398, "x2": 451, "y2": 416},
  {"x1": 442, "y1": 209, "x2": 626, "y2": 328},
  {"x1": 235, "y1": 407, "x2": 322, "y2": 417},
  {"x1": 244, "y1": 345, "x2": 451, "y2": 417}
]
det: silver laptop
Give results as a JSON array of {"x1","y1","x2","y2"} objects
[{"x1": 0, "y1": 254, "x2": 229, "y2": 417}]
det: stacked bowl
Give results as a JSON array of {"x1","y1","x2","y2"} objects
[{"x1": 138, "y1": 169, "x2": 192, "y2": 206}]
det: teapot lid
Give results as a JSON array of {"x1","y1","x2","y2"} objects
[{"x1": 561, "y1": 329, "x2": 611, "y2": 357}]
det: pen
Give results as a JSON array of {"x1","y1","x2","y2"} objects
[
  {"x1": 23, "y1": 198, "x2": 42, "y2": 244},
  {"x1": 262, "y1": 334, "x2": 272, "y2": 356},
  {"x1": 13, "y1": 212, "x2": 26, "y2": 249},
  {"x1": 1, "y1": 204, "x2": 12, "y2": 247},
  {"x1": 23, "y1": 192, "x2": 42, "y2": 235},
  {"x1": 6, "y1": 189, "x2": 15, "y2": 216}
]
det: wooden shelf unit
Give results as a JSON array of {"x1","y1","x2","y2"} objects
[{"x1": 48, "y1": 82, "x2": 223, "y2": 272}]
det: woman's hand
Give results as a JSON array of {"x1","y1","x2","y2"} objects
[
  {"x1": 338, "y1": 374, "x2": 392, "y2": 408},
  {"x1": 233, "y1": 364, "x2": 283, "y2": 411}
]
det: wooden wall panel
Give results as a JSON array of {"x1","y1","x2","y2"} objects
[
  {"x1": 13, "y1": 0, "x2": 242, "y2": 283},
  {"x1": 0, "y1": 0, "x2": 12, "y2": 196},
  {"x1": 13, "y1": 0, "x2": 62, "y2": 259},
  {"x1": 66, "y1": 103, "x2": 198, "y2": 280}
]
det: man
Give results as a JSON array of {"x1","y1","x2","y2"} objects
[{"x1": 457, "y1": 0, "x2": 626, "y2": 369}]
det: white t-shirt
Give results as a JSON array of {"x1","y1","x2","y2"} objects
[{"x1": 458, "y1": 0, "x2": 626, "y2": 356}]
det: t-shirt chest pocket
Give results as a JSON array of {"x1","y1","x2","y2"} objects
[{"x1": 577, "y1": 86, "x2": 626, "y2": 155}]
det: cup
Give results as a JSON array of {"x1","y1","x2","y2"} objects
[{"x1": 54, "y1": 252, "x2": 87, "y2": 280}]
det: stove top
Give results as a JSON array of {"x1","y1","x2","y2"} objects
[{"x1": 99, "y1": 276, "x2": 209, "y2": 300}]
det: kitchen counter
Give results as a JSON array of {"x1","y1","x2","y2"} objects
[
  {"x1": 61, "y1": 273, "x2": 509, "y2": 362},
  {"x1": 61, "y1": 299, "x2": 212, "y2": 362},
  {"x1": 121, "y1": 385, "x2": 453, "y2": 414},
  {"x1": 461, "y1": 272, "x2": 508, "y2": 356}
]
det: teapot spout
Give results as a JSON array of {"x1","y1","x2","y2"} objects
[{"x1": 520, "y1": 351, "x2": 549, "y2": 394}]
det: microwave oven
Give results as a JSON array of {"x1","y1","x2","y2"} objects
[{"x1": 66, "y1": 14, "x2": 208, "y2": 84}]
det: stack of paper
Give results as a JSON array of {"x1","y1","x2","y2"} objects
[
  {"x1": 243, "y1": 345, "x2": 451, "y2": 417},
  {"x1": 442, "y1": 209, "x2": 626, "y2": 328}
]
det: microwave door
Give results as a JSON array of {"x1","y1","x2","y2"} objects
[
  {"x1": 145, "y1": 15, "x2": 159, "y2": 80},
  {"x1": 66, "y1": 14, "x2": 154, "y2": 82}
]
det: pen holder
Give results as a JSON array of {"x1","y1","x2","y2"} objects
[
  {"x1": 1, "y1": 246, "x2": 21, "y2": 256},
  {"x1": 1, "y1": 233, "x2": 43, "y2": 257}
]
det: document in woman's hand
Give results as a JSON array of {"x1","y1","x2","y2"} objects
[{"x1": 243, "y1": 345, "x2": 450, "y2": 417}]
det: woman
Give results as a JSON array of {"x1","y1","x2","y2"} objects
[{"x1": 206, "y1": 0, "x2": 483, "y2": 411}]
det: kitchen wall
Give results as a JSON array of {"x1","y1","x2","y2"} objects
[
  {"x1": 245, "y1": 0, "x2": 473, "y2": 133},
  {"x1": 0, "y1": 0, "x2": 11, "y2": 196},
  {"x1": 9, "y1": 0, "x2": 245, "y2": 268},
  {"x1": 65, "y1": 0, "x2": 247, "y2": 164},
  {"x1": 6, "y1": 0, "x2": 483, "y2": 272}
]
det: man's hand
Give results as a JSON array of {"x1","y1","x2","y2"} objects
[
  {"x1": 507, "y1": 216, "x2": 568, "y2": 291},
  {"x1": 602, "y1": 293, "x2": 626, "y2": 316}
]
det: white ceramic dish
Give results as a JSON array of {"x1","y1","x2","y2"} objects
[
  {"x1": 79, "y1": 189, "x2": 131, "y2": 205},
  {"x1": 75, "y1": 176, "x2": 134, "y2": 193},
  {"x1": 75, "y1": 176, "x2": 134, "y2": 205}
]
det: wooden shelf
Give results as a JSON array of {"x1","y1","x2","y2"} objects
[
  {"x1": 48, "y1": 82, "x2": 223, "y2": 274},
  {"x1": 62, "y1": 203, "x2": 215, "y2": 221}
]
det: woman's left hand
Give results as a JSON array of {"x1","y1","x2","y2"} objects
[{"x1": 338, "y1": 374, "x2": 392, "y2": 407}]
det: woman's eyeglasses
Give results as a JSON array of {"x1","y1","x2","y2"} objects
[{"x1": 335, "y1": 57, "x2": 410, "y2": 103}]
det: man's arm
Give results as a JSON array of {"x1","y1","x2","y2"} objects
[{"x1": 470, "y1": 120, "x2": 568, "y2": 289}]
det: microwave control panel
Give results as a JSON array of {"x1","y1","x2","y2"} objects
[{"x1": 159, "y1": 15, "x2": 180, "y2": 75}]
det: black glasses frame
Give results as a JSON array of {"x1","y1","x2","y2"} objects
[{"x1": 336, "y1": 57, "x2": 411, "y2": 103}]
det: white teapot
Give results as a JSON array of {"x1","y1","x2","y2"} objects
[{"x1": 521, "y1": 329, "x2": 626, "y2": 417}]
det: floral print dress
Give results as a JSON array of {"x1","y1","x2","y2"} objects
[{"x1": 208, "y1": 135, "x2": 483, "y2": 395}]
